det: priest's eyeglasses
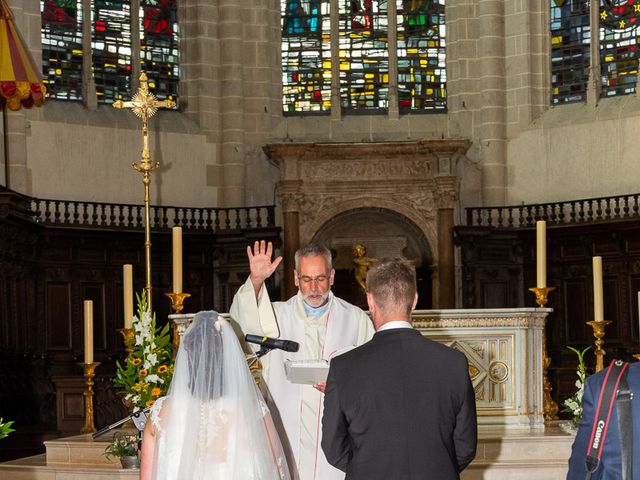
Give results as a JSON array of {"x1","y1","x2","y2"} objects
[{"x1": 298, "y1": 275, "x2": 329, "y2": 284}]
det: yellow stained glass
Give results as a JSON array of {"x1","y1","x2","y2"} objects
[
  {"x1": 323, "y1": 61, "x2": 331, "y2": 69},
  {"x1": 340, "y1": 62, "x2": 350, "y2": 70},
  {"x1": 427, "y1": 88, "x2": 433, "y2": 95},
  {"x1": 552, "y1": 36, "x2": 563, "y2": 45}
]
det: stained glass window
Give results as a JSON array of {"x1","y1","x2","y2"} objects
[
  {"x1": 92, "y1": 0, "x2": 132, "y2": 102},
  {"x1": 338, "y1": 0, "x2": 389, "y2": 111},
  {"x1": 550, "y1": 0, "x2": 590, "y2": 104},
  {"x1": 41, "y1": 0, "x2": 179, "y2": 105},
  {"x1": 599, "y1": 0, "x2": 640, "y2": 98},
  {"x1": 281, "y1": 0, "x2": 331, "y2": 113},
  {"x1": 41, "y1": 0, "x2": 84, "y2": 101},
  {"x1": 141, "y1": 0, "x2": 180, "y2": 102},
  {"x1": 396, "y1": 0, "x2": 446, "y2": 112}
]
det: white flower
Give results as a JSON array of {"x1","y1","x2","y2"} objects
[
  {"x1": 147, "y1": 353, "x2": 158, "y2": 365},
  {"x1": 146, "y1": 374, "x2": 163, "y2": 384},
  {"x1": 143, "y1": 361, "x2": 152, "y2": 370},
  {"x1": 135, "y1": 335, "x2": 143, "y2": 345}
]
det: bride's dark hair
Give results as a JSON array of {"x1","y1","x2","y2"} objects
[{"x1": 182, "y1": 315, "x2": 224, "y2": 401}]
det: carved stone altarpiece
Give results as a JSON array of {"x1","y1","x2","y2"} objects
[{"x1": 263, "y1": 140, "x2": 471, "y2": 305}]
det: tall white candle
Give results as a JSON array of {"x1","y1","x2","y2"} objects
[
  {"x1": 592, "y1": 256, "x2": 604, "y2": 321},
  {"x1": 536, "y1": 220, "x2": 547, "y2": 288},
  {"x1": 83, "y1": 300, "x2": 94, "y2": 364},
  {"x1": 172, "y1": 227, "x2": 183, "y2": 294},
  {"x1": 123, "y1": 264, "x2": 133, "y2": 329}
]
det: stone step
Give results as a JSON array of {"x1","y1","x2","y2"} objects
[
  {"x1": 0, "y1": 454, "x2": 138, "y2": 479},
  {"x1": 43, "y1": 432, "x2": 131, "y2": 467},
  {"x1": 0, "y1": 425, "x2": 575, "y2": 480}
]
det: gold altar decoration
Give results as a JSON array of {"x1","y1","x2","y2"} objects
[
  {"x1": 78, "y1": 361, "x2": 101, "y2": 434},
  {"x1": 113, "y1": 72, "x2": 176, "y2": 312},
  {"x1": 165, "y1": 292, "x2": 191, "y2": 356},
  {"x1": 587, "y1": 320, "x2": 611, "y2": 372},
  {"x1": 117, "y1": 327, "x2": 135, "y2": 355},
  {"x1": 529, "y1": 286, "x2": 558, "y2": 421},
  {"x1": 353, "y1": 244, "x2": 377, "y2": 293}
]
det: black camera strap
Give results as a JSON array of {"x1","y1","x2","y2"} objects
[{"x1": 585, "y1": 359, "x2": 631, "y2": 480}]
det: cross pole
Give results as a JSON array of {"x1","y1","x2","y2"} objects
[{"x1": 113, "y1": 72, "x2": 176, "y2": 312}]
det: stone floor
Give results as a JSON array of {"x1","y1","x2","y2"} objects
[{"x1": 0, "y1": 424, "x2": 574, "y2": 479}]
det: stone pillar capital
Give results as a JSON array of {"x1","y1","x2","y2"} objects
[
  {"x1": 434, "y1": 175, "x2": 458, "y2": 209},
  {"x1": 278, "y1": 180, "x2": 304, "y2": 213}
]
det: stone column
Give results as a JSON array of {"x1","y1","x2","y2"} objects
[
  {"x1": 435, "y1": 175, "x2": 457, "y2": 308},
  {"x1": 5, "y1": 110, "x2": 28, "y2": 193},
  {"x1": 279, "y1": 184, "x2": 302, "y2": 299},
  {"x1": 218, "y1": 0, "x2": 245, "y2": 206},
  {"x1": 478, "y1": 0, "x2": 507, "y2": 206}
]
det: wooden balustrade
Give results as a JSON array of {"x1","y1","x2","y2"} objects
[
  {"x1": 29, "y1": 197, "x2": 276, "y2": 231},
  {"x1": 465, "y1": 192, "x2": 640, "y2": 228}
]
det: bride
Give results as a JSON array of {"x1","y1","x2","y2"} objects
[{"x1": 140, "y1": 311, "x2": 290, "y2": 479}]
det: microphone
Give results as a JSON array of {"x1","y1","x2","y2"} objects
[{"x1": 245, "y1": 334, "x2": 299, "y2": 353}]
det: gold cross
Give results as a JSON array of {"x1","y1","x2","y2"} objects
[
  {"x1": 113, "y1": 72, "x2": 176, "y2": 179},
  {"x1": 112, "y1": 72, "x2": 175, "y2": 313}
]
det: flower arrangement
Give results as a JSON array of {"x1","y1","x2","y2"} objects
[
  {"x1": 104, "y1": 432, "x2": 139, "y2": 459},
  {"x1": 113, "y1": 291, "x2": 173, "y2": 411},
  {"x1": 0, "y1": 418, "x2": 15, "y2": 440},
  {"x1": 561, "y1": 345, "x2": 591, "y2": 427}
]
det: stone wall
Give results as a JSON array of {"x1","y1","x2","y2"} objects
[{"x1": 4, "y1": 0, "x2": 640, "y2": 212}]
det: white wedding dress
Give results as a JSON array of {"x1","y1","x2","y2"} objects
[{"x1": 147, "y1": 311, "x2": 290, "y2": 480}]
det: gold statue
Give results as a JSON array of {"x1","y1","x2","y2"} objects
[{"x1": 353, "y1": 244, "x2": 377, "y2": 293}]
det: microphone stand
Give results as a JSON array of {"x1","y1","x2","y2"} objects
[{"x1": 92, "y1": 407, "x2": 151, "y2": 439}]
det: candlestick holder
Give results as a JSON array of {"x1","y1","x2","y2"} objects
[
  {"x1": 78, "y1": 362, "x2": 101, "y2": 434},
  {"x1": 633, "y1": 354, "x2": 640, "y2": 362},
  {"x1": 117, "y1": 327, "x2": 135, "y2": 355},
  {"x1": 529, "y1": 286, "x2": 558, "y2": 421},
  {"x1": 587, "y1": 320, "x2": 612, "y2": 372},
  {"x1": 165, "y1": 292, "x2": 191, "y2": 314}
]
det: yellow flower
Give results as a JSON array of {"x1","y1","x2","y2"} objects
[
  {"x1": 139, "y1": 369, "x2": 148, "y2": 377},
  {"x1": 151, "y1": 387, "x2": 161, "y2": 397},
  {"x1": 131, "y1": 358, "x2": 142, "y2": 366},
  {"x1": 158, "y1": 365, "x2": 168, "y2": 374},
  {"x1": 146, "y1": 400, "x2": 155, "y2": 408}
]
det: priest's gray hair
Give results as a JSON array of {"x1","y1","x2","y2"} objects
[
  {"x1": 294, "y1": 244, "x2": 333, "y2": 272},
  {"x1": 366, "y1": 258, "x2": 416, "y2": 316}
]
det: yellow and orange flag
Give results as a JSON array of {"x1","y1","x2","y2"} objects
[{"x1": 0, "y1": 0, "x2": 46, "y2": 110}]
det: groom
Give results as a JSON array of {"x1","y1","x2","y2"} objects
[{"x1": 321, "y1": 257, "x2": 477, "y2": 479}]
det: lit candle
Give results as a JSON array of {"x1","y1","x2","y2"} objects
[
  {"x1": 83, "y1": 300, "x2": 94, "y2": 364},
  {"x1": 592, "y1": 256, "x2": 604, "y2": 321},
  {"x1": 123, "y1": 264, "x2": 133, "y2": 329},
  {"x1": 536, "y1": 220, "x2": 547, "y2": 288},
  {"x1": 172, "y1": 227, "x2": 183, "y2": 294}
]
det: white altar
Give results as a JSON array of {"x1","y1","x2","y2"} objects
[
  {"x1": 172, "y1": 307, "x2": 549, "y2": 430},
  {"x1": 413, "y1": 308, "x2": 548, "y2": 430}
]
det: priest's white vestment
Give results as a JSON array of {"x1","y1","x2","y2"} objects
[{"x1": 230, "y1": 278, "x2": 374, "y2": 480}]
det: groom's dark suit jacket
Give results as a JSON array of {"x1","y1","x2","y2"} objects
[{"x1": 321, "y1": 327, "x2": 477, "y2": 480}]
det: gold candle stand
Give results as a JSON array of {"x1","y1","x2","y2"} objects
[
  {"x1": 165, "y1": 292, "x2": 191, "y2": 314},
  {"x1": 78, "y1": 362, "x2": 101, "y2": 434},
  {"x1": 117, "y1": 327, "x2": 135, "y2": 355},
  {"x1": 529, "y1": 286, "x2": 558, "y2": 421},
  {"x1": 633, "y1": 354, "x2": 640, "y2": 361},
  {"x1": 166, "y1": 292, "x2": 191, "y2": 355},
  {"x1": 586, "y1": 320, "x2": 611, "y2": 372}
]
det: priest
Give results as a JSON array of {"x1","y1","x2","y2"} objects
[{"x1": 230, "y1": 240, "x2": 374, "y2": 480}]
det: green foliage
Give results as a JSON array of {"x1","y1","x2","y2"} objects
[
  {"x1": 0, "y1": 418, "x2": 15, "y2": 440},
  {"x1": 113, "y1": 290, "x2": 173, "y2": 411},
  {"x1": 561, "y1": 345, "x2": 591, "y2": 425}
]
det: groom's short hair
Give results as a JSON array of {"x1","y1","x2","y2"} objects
[{"x1": 366, "y1": 258, "x2": 416, "y2": 316}]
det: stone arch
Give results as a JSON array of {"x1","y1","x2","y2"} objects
[{"x1": 310, "y1": 207, "x2": 435, "y2": 308}]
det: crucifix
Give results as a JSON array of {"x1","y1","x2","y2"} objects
[{"x1": 113, "y1": 72, "x2": 176, "y2": 312}]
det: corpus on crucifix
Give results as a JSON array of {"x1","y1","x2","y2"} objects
[{"x1": 113, "y1": 72, "x2": 176, "y2": 312}]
